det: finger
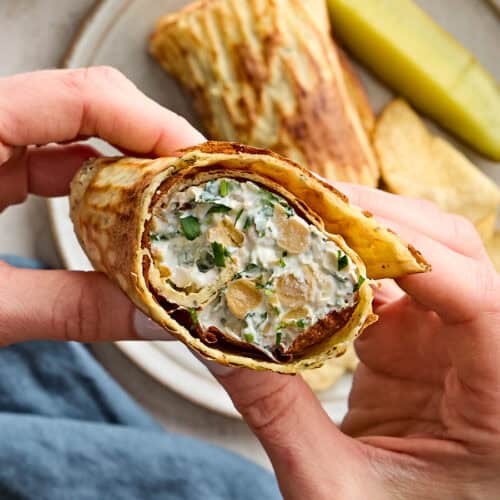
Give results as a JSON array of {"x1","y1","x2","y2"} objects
[
  {"x1": 0, "y1": 68, "x2": 205, "y2": 199},
  {"x1": 336, "y1": 183, "x2": 486, "y2": 260},
  {"x1": 0, "y1": 68, "x2": 204, "y2": 154},
  {"x1": 376, "y1": 216, "x2": 499, "y2": 323},
  {"x1": 372, "y1": 279, "x2": 405, "y2": 308},
  {"x1": 0, "y1": 261, "x2": 170, "y2": 345},
  {"x1": 207, "y1": 365, "x2": 364, "y2": 498},
  {"x1": 355, "y1": 296, "x2": 450, "y2": 384},
  {"x1": 0, "y1": 143, "x2": 99, "y2": 211}
]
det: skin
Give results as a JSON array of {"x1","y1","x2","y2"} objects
[{"x1": 1, "y1": 69, "x2": 500, "y2": 499}]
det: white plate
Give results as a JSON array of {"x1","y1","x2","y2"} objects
[{"x1": 48, "y1": 0, "x2": 500, "y2": 421}]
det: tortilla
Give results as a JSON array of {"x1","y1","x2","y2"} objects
[
  {"x1": 301, "y1": 344, "x2": 358, "y2": 392},
  {"x1": 374, "y1": 99, "x2": 500, "y2": 242},
  {"x1": 149, "y1": 0, "x2": 379, "y2": 186},
  {"x1": 70, "y1": 141, "x2": 428, "y2": 373}
]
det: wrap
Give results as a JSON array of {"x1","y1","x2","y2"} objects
[
  {"x1": 70, "y1": 142, "x2": 428, "y2": 373},
  {"x1": 149, "y1": 0, "x2": 379, "y2": 186}
]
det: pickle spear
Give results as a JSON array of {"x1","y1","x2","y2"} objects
[{"x1": 327, "y1": 0, "x2": 500, "y2": 160}]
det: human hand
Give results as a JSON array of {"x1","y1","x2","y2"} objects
[
  {"x1": 208, "y1": 186, "x2": 500, "y2": 499},
  {"x1": 0, "y1": 68, "x2": 204, "y2": 346}
]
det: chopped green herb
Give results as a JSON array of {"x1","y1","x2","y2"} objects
[
  {"x1": 261, "y1": 200, "x2": 275, "y2": 218},
  {"x1": 206, "y1": 204, "x2": 231, "y2": 216},
  {"x1": 150, "y1": 232, "x2": 166, "y2": 242},
  {"x1": 275, "y1": 332, "x2": 282, "y2": 346},
  {"x1": 244, "y1": 263, "x2": 260, "y2": 273},
  {"x1": 278, "y1": 258, "x2": 286, "y2": 268},
  {"x1": 337, "y1": 251, "x2": 349, "y2": 271},
  {"x1": 354, "y1": 275, "x2": 366, "y2": 292},
  {"x1": 296, "y1": 319, "x2": 307, "y2": 329},
  {"x1": 180, "y1": 216, "x2": 200, "y2": 240},
  {"x1": 243, "y1": 216, "x2": 254, "y2": 231},
  {"x1": 271, "y1": 306, "x2": 280, "y2": 315},
  {"x1": 244, "y1": 333, "x2": 254, "y2": 343},
  {"x1": 212, "y1": 242, "x2": 227, "y2": 267},
  {"x1": 256, "y1": 313, "x2": 268, "y2": 328},
  {"x1": 264, "y1": 289, "x2": 274, "y2": 296},
  {"x1": 219, "y1": 180, "x2": 229, "y2": 197},
  {"x1": 188, "y1": 308, "x2": 198, "y2": 325},
  {"x1": 256, "y1": 278, "x2": 274, "y2": 290},
  {"x1": 232, "y1": 272, "x2": 243, "y2": 281},
  {"x1": 235, "y1": 208, "x2": 244, "y2": 225},
  {"x1": 196, "y1": 252, "x2": 215, "y2": 273}
]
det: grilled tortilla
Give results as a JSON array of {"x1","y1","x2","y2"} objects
[
  {"x1": 149, "y1": 0, "x2": 379, "y2": 186},
  {"x1": 70, "y1": 142, "x2": 428, "y2": 373}
]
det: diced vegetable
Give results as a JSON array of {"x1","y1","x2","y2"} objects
[{"x1": 180, "y1": 216, "x2": 201, "y2": 240}]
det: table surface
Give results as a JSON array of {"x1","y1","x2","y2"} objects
[{"x1": 0, "y1": 0, "x2": 268, "y2": 468}]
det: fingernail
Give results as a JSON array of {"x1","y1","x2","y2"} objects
[
  {"x1": 133, "y1": 310, "x2": 175, "y2": 341},
  {"x1": 194, "y1": 351, "x2": 237, "y2": 377}
]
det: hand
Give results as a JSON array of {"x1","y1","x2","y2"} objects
[
  {"x1": 0, "y1": 68, "x2": 204, "y2": 346},
  {"x1": 209, "y1": 186, "x2": 500, "y2": 499}
]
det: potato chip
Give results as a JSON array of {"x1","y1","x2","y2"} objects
[
  {"x1": 301, "y1": 345, "x2": 359, "y2": 392},
  {"x1": 374, "y1": 99, "x2": 500, "y2": 242}
]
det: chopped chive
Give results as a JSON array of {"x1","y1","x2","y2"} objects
[
  {"x1": 206, "y1": 204, "x2": 231, "y2": 216},
  {"x1": 271, "y1": 306, "x2": 280, "y2": 315},
  {"x1": 278, "y1": 258, "x2": 286, "y2": 268},
  {"x1": 296, "y1": 319, "x2": 306, "y2": 329},
  {"x1": 188, "y1": 308, "x2": 198, "y2": 325},
  {"x1": 275, "y1": 332, "x2": 282, "y2": 346},
  {"x1": 244, "y1": 333, "x2": 254, "y2": 343},
  {"x1": 150, "y1": 232, "x2": 164, "y2": 242},
  {"x1": 244, "y1": 263, "x2": 260, "y2": 273},
  {"x1": 243, "y1": 216, "x2": 254, "y2": 230},
  {"x1": 264, "y1": 289, "x2": 273, "y2": 296},
  {"x1": 212, "y1": 242, "x2": 227, "y2": 267},
  {"x1": 180, "y1": 216, "x2": 200, "y2": 240},
  {"x1": 235, "y1": 208, "x2": 244, "y2": 225},
  {"x1": 337, "y1": 251, "x2": 349, "y2": 271},
  {"x1": 219, "y1": 180, "x2": 229, "y2": 197},
  {"x1": 354, "y1": 275, "x2": 366, "y2": 292},
  {"x1": 196, "y1": 252, "x2": 215, "y2": 273}
]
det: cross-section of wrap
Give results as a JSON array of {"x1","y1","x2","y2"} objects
[
  {"x1": 70, "y1": 142, "x2": 428, "y2": 373},
  {"x1": 149, "y1": 0, "x2": 379, "y2": 186}
]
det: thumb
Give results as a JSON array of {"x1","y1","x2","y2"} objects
[
  {"x1": 0, "y1": 261, "x2": 169, "y2": 345},
  {"x1": 208, "y1": 364, "x2": 366, "y2": 499}
]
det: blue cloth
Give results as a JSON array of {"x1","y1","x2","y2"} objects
[{"x1": 0, "y1": 255, "x2": 280, "y2": 500}]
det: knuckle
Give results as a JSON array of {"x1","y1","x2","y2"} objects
[
  {"x1": 475, "y1": 262, "x2": 500, "y2": 312},
  {"x1": 62, "y1": 66, "x2": 129, "y2": 93},
  {"x1": 448, "y1": 214, "x2": 483, "y2": 250},
  {"x1": 52, "y1": 274, "x2": 103, "y2": 343},
  {"x1": 413, "y1": 197, "x2": 439, "y2": 215},
  {"x1": 235, "y1": 378, "x2": 299, "y2": 438},
  {"x1": 0, "y1": 262, "x2": 15, "y2": 346}
]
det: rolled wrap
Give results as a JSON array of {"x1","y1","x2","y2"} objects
[
  {"x1": 70, "y1": 142, "x2": 428, "y2": 373},
  {"x1": 149, "y1": 0, "x2": 379, "y2": 186}
]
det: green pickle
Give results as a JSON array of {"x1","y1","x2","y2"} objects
[{"x1": 327, "y1": 0, "x2": 500, "y2": 160}]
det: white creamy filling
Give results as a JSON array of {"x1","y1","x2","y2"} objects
[{"x1": 150, "y1": 178, "x2": 362, "y2": 355}]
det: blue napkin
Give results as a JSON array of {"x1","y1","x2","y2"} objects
[{"x1": 0, "y1": 255, "x2": 280, "y2": 500}]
